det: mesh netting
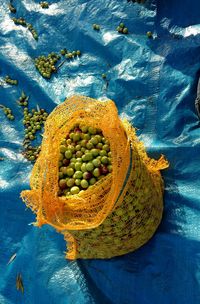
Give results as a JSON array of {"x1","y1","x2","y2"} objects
[{"x1": 21, "y1": 96, "x2": 168, "y2": 259}]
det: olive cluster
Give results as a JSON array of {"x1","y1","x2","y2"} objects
[
  {"x1": 12, "y1": 17, "x2": 26, "y2": 26},
  {"x1": 22, "y1": 107, "x2": 48, "y2": 162},
  {"x1": 40, "y1": 1, "x2": 49, "y2": 8},
  {"x1": 22, "y1": 145, "x2": 41, "y2": 162},
  {"x1": 116, "y1": 23, "x2": 128, "y2": 34},
  {"x1": 23, "y1": 107, "x2": 48, "y2": 142},
  {"x1": 4, "y1": 75, "x2": 18, "y2": 85},
  {"x1": 34, "y1": 53, "x2": 61, "y2": 79},
  {"x1": 17, "y1": 91, "x2": 29, "y2": 107},
  {"x1": 58, "y1": 124, "x2": 112, "y2": 196},
  {"x1": 93, "y1": 24, "x2": 100, "y2": 31},
  {"x1": 8, "y1": 2, "x2": 16, "y2": 13},
  {"x1": 27, "y1": 23, "x2": 38, "y2": 40},
  {"x1": 0, "y1": 106, "x2": 15, "y2": 120},
  {"x1": 12, "y1": 18, "x2": 38, "y2": 40},
  {"x1": 60, "y1": 49, "x2": 81, "y2": 59}
]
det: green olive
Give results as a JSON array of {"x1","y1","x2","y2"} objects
[
  {"x1": 89, "y1": 177, "x2": 96, "y2": 185},
  {"x1": 75, "y1": 179, "x2": 81, "y2": 186},
  {"x1": 86, "y1": 142, "x2": 94, "y2": 150},
  {"x1": 81, "y1": 163, "x2": 87, "y2": 172},
  {"x1": 146, "y1": 31, "x2": 153, "y2": 38},
  {"x1": 66, "y1": 178, "x2": 75, "y2": 187},
  {"x1": 59, "y1": 179, "x2": 67, "y2": 189},
  {"x1": 66, "y1": 168, "x2": 74, "y2": 177},
  {"x1": 73, "y1": 171, "x2": 83, "y2": 179},
  {"x1": 60, "y1": 145, "x2": 67, "y2": 153},
  {"x1": 97, "y1": 143, "x2": 103, "y2": 149},
  {"x1": 88, "y1": 127, "x2": 96, "y2": 135},
  {"x1": 73, "y1": 133, "x2": 80, "y2": 142},
  {"x1": 99, "y1": 150, "x2": 107, "y2": 157},
  {"x1": 86, "y1": 162, "x2": 94, "y2": 171},
  {"x1": 93, "y1": 168, "x2": 100, "y2": 177},
  {"x1": 90, "y1": 137, "x2": 98, "y2": 145},
  {"x1": 101, "y1": 156, "x2": 109, "y2": 164},
  {"x1": 108, "y1": 165, "x2": 112, "y2": 172},
  {"x1": 80, "y1": 125, "x2": 88, "y2": 133},
  {"x1": 75, "y1": 162, "x2": 82, "y2": 171},
  {"x1": 70, "y1": 186, "x2": 80, "y2": 195},
  {"x1": 81, "y1": 179, "x2": 89, "y2": 189},
  {"x1": 65, "y1": 150, "x2": 72, "y2": 159},
  {"x1": 92, "y1": 158, "x2": 101, "y2": 167},
  {"x1": 123, "y1": 28, "x2": 128, "y2": 34}
]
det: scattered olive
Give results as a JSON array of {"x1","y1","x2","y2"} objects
[
  {"x1": 146, "y1": 31, "x2": 153, "y2": 38},
  {"x1": 117, "y1": 22, "x2": 128, "y2": 34},
  {"x1": 40, "y1": 1, "x2": 49, "y2": 9},
  {"x1": 60, "y1": 48, "x2": 68, "y2": 56},
  {"x1": 93, "y1": 24, "x2": 100, "y2": 31}
]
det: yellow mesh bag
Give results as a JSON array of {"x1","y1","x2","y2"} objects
[{"x1": 21, "y1": 95, "x2": 169, "y2": 259}]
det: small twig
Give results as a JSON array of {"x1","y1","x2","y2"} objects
[{"x1": 56, "y1": 59, "x2": 67, "y2": 71}]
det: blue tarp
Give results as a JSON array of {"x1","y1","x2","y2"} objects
[{"x1": 0, "y1": 0, "x2": 200, "y2": 303}]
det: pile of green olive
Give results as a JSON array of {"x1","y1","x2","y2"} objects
[
  {"x1": 34, "y1": 53, "x2": 61, "y2": 79},
  {"x1": 22, "y1": 107, "x2": 48, "y2": 162},
  {"x1": 23, "y1": 107, "x2": 48, "y2": 142},
  {"x1": 58, "y1": 124, "x2": 112, "y2": 196}
]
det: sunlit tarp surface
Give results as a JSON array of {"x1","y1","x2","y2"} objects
[{"x1": 0, "y1": 0, "x2": 200, "y2": 303}]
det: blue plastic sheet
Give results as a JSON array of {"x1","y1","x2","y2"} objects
[{"x1": 1, "y1": 0, "x2": 200, "y2": 303}]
